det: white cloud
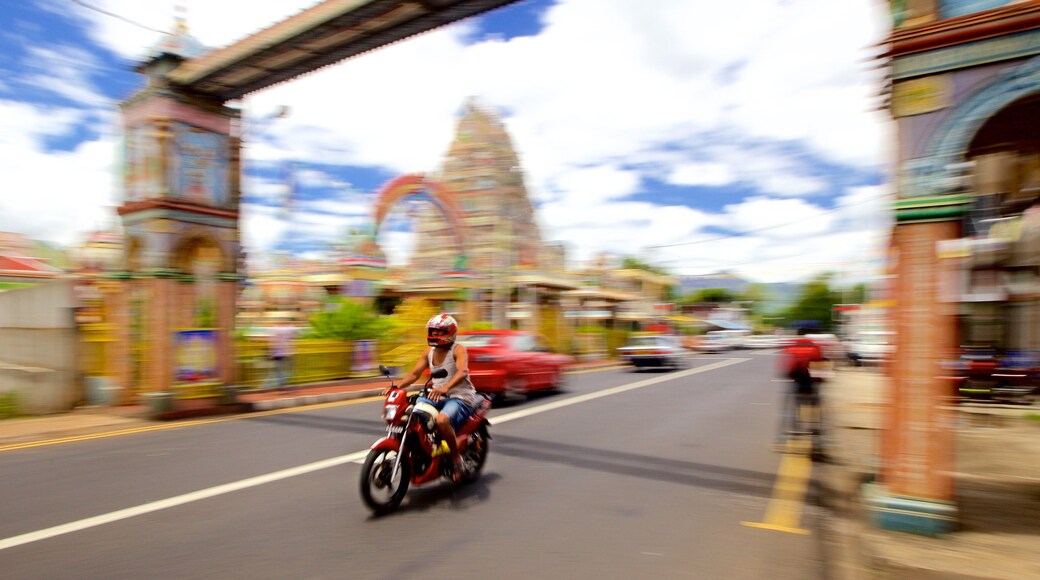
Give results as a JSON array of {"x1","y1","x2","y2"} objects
[
  {"x1": 22, "y1": 45, "x2": 111, "y2": 107},
  {"x1": 239, "y1": 203, "x2": 288, "y2": 259},
  {"x1": 0, "y1": 101, "x2": 120, "y2": 246},
  {"x1": 669, "y1": 162, "x2": 736, "y2": 187},
  {"x1": 724, "y1": 196, "x2": 834, "y2": 238},
  {"x1": 380, "y1": 230, "x2": 417, "y2": 268},
  {"x1": 25, "y1": 0, "x2": 893, "y2": 284}
]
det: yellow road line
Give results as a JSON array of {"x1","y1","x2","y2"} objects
[
  {"x1": 566, "y1": 364, "x2": 628, "y2": 374},
  {"x1": 742, "y1": 438, "x2": 814, "y2": 535},
  {"x1": 0, "y1": 364, "x2": 626, "y2": 453}
]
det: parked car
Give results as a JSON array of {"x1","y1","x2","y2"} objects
[
  {"x1": 457, "y1": 330, "x2": 573, "y2": 402},
  {"x1": 691, "y1": 330, "x2": 748, "y2": 353},
  {"x1": 617, "y1": 334, "x2": 688, "y2": 370},
  {"x1": 846, "y1": 330, "x2": 894, "y2": 366},
  {"x1": 691, "y1": 332, "x2": 733, "y2": 353},
  {"x1": 743, "y1": 334, "x2": 783, "y2": 349}
]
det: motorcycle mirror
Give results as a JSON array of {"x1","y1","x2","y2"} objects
[
  {"x1": 379, "y1": 364, "x2": 390, "y2": 377},
  {"x1": 431, "y1": 368, "x2": 449, "y2": 379}
]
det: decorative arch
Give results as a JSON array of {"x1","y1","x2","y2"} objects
[
  {"x1": 372, "y1": 173, "x2": 468, "y2": 259},
  {"x1": 916, "y1": 55, "x2": 1040, "y2": 192},
  {"x1": 171, "y1": 229, "x2": 225, "y2": 273}
]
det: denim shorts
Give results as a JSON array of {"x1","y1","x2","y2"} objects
[{"x1": 417, "y1": 397, "x2": 475, "y2": 431}]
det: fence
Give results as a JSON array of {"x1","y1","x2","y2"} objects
[{"x1": 234, "y1": 338, "x2": 396, "y2": 389}]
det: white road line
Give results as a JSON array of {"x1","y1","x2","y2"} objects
[
  {"x1": 0, "y1": 357, "x2": 750, "y2": 552},
  {"x1": 0, "y1": 452, "x2": 366, "y2": 552},
  {"x1": 491, "y1": 358, "x2": 749, "y2": 425}
]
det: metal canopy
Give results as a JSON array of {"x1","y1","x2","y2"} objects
[{"x1": 167, "y1": 0, "x2": 521, "y2": 101}]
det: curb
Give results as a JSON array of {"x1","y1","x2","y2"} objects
[{"x1": 247, "y1": 387, "x2": 385, "y2": 412}]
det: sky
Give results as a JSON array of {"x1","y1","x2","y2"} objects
[{"x1": 0, "y1": 0, "x2": 895, "y2": 284}]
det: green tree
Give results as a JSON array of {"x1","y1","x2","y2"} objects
[
  {"x1": 680, "y1": 288, "x2": 736, "y2": 304},
  {"x1": 737, "y1": 283, "x2": 770, "y2": 316},
  {"x1": 307, "y1": 298, "x2": 398, "y2": 341},
  {"x1": 783, "y1": 273, "x2": 840, "y2": 332},
  {"x1": 621, "y1": 257, "x2": 668, "y2": 276}
]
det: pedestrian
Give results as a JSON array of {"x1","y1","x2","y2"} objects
[
  {"x1": 270, "y1": 319, "x2": 298, "y2": 391},
  {"x1": 775, "y1": 330, "x2": 825, "y2": 449}
]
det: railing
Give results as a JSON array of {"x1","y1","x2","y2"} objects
[
  {"x1": 234, "y1": 338, "x2": 397, "y2": 389},
  {"x1": 80, "y1": 330, "x2": 403, "y2": 396},
  {"x1": 79, "y1": 322, "x2": 117, "y2": 378}
]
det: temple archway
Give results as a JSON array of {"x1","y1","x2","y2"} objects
[{"x1": 372, "y1": 174, "x2": 470, "y2": 272}]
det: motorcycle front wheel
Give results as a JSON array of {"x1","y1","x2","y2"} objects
[{"x1": 360, "y1": 449, "x2": 411, "y2": 515}]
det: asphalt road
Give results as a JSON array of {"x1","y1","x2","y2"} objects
[{"x1": 0, "y1": 350, "x2": 825, "y2": 579}]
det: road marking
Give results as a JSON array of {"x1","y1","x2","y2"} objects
[
  {"x1": 0, "y1": 358, "x2": 751, "y2": 551},
  {"x1": 742, "y1": 438, "x2": 814, "y2": 535},
  {"x1": 492, "y1": 358, "x2": 750, "y2": 425},
  {"x1": 567, "y1": 364, "x2": 629, "y2": 374},
  {"x1": 0, "y1": 451, "x2": 369, "y2": 552}
]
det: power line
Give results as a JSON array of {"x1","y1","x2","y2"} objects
[{"x1": 70, "y1": 0, "x2": 166, "y2": 34}]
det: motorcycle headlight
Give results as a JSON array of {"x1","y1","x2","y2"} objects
[{"x1": 383, "y1": 405, "x2": 399, "y2": 421}]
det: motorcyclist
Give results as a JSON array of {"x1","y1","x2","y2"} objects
[
  {"x1": 775, "y1": 330, "x2": 825, "y2": 449},
  {"x1": 387, "y1": 314, "x2": 484, "y2": 482}
]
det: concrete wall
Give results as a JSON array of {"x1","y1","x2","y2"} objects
[{"x1": 0, "y1": 280, "x2": 78, "y2": 415}]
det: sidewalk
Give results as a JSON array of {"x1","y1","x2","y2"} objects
[
  {"x1": 819, "y1": 367, "x2": 1040, "y2": 579},
  {"x1": 0, "y1": 359, "x2": 626, "y2": 448}
]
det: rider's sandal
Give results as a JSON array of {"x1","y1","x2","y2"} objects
[{"x1": 452, "y1": 458, "x2": 465, "y2": 483}]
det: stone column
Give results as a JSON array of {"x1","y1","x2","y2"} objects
[
  {"x1": 106, "y1": 276, "x2": 132, "y2": 404},
  {"x1": 141, "y1": 275, "x2": 176, "y2": 394},
  {"x1": 866, "y1": 197, "x2": 967, "y2": 536},
  {"x1": 217, "y1": 276, "x2": 239, "y2": 384}
]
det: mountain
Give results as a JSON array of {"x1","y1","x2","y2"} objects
[{"x1": 676, "y1": 273, "x2": 749, "y2": 294}]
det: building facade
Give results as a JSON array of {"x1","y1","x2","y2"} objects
[{"x1": 875, "y1": 0, "x2": 1040, "y2": 534}]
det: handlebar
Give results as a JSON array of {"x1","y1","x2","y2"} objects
[{"x1": 378, "y1": 364, "x2": 449, "y2": 393}]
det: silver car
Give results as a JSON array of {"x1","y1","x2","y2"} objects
[{"x1": 617, "y1": 335, "x2": 688, "y2": 370}]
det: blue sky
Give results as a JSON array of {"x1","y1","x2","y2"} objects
[{"x1": 0, "y1": 0, "x2": 894, "y2": 283}]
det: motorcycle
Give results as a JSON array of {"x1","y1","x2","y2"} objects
[
  {"x1": 359, "y1": 364, "x2": 492, "y2": 515},
  {"x1": 945, "y1": 347, "x2": 1038, "y2": 404}
]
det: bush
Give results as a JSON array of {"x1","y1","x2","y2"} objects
[
  {"x1": 307, "y1": 298, "x2": 398, "y2": 341},
  {"x1": 0, "y1": 391, "x2": 20, "y2": 420}
]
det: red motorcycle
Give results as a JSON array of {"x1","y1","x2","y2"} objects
[{"x1": 360, "y1": 365, "x2": 492, "y2": 515}]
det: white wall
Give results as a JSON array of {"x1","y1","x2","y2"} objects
[{"x1": 0, "y1": 280, "x2": 78, "y2": 414}]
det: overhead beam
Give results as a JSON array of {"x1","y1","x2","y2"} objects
[{"x1": 168, "y1": 0, "x2": 522, "y2": 101}]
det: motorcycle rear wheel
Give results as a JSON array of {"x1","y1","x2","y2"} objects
[{"x1": 360, "y1": 449, "x2": 411, "y2": 515}]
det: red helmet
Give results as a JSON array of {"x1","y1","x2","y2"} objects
[{"x1": 426, "y1": 314, "x2": 458, "y2": 347}]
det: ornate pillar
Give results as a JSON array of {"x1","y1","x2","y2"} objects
[
  {"x1": 104, "y1": 275, "x2": 131, "y2": 404},
  {"x1": 115, "y1": 24, "x2": 242, "y2": 405},
  {"x1": 216, "y1": 275, "x2": 241, "y2": 384},
  {"x1": 866, "y1": 202, "x2": 964, "y2": 535}
]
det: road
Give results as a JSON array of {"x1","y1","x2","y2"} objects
[{"x1": 0, "y1": 350, "x2": 825, "y2": 579}]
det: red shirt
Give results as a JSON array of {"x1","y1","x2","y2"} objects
[{"x1": 779, "y1": 337, "x2": 824, "y2": 376}]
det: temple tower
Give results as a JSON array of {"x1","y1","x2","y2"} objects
[{"x1": 414, "y1": 99, "x2": 542, "y2": 327}]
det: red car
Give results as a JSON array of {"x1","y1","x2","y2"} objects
[{"x1": 457, "y1": 330, "x2": 574, "y2": 401}]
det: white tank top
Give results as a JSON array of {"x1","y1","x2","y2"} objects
[{"x1": 428, "y1": 343, "x2": 482, "y2": 408}]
